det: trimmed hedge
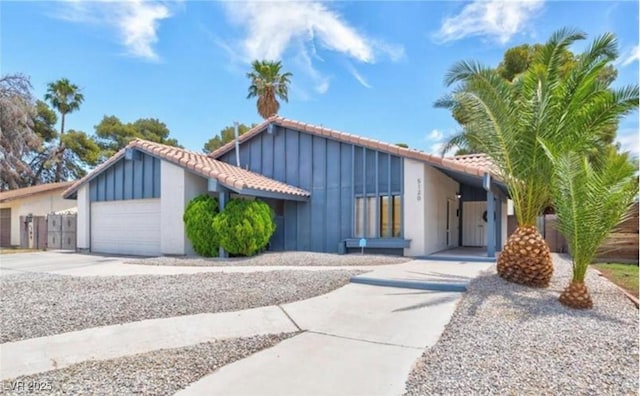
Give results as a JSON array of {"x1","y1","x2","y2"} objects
[
  {"x1": 183, "y1": 194, "x2": 219, "y2": 257},
  {"x1": 213, "y1": 199, "x2": 276, "y2": 256}
]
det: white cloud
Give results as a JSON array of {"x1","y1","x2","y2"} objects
[
  {"x1": 346, "y1": 63, "x2": 372, "y2": 89},
  {"x1": 55, "y1": 0, "x2": 176, "y2": 61},
  {"x1": 221, "y1": 1, "x2": 402, "y2": 94},
  {"x1": 425, "y1": 129, "x2": 444, "y2": 142},
  {"x1": 424, "y1": 129, "x2": 448, "y2": 155},
  {"x1": 621, "y1": 45, "x2": 640, "y2": 67},
  {"x1": 434, "y1": 0, "x2": 544, "y2": 44},
  {"x1": 616, "y1": 128, "x2": 639, "y2": 157}
]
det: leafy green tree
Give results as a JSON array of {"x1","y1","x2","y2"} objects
[
  {"x1": 544, "y1": 148, "x2": 637, "y2": 308},
  {"x1": 442, "y1": 40, "x2": 620, "y2": 156},
  {"x1": 247, "y1": 60, "x2": 292, "y2": 119},
  {"x1": 438, "y1": 28, "x2": 638, "y2": 288},
  {"x1": 183, "y1": 195, "x2": 220, "y2": 257},
  {"x1": 44, "y1": 78, "x2": 84, "y2": 181},
  {"x1": 94, "y1": 115, "x2": 181, "y2": 159},
  {"x1": 395, "y1": 143, "x2": 409, "y2": 148},
  {"x1": 213, "y1": 199, "x2": 275, "y2": 256},
  {"x1": 203, "y1": 123, "x2": 256, "y2": 153}
]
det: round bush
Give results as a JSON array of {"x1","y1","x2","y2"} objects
[
  {"x1": 212, "y1": 199, "x2": 276, "y2": 256},
  {"x1": 183, "y1": 194, "x2": 219, "y2": 257}
]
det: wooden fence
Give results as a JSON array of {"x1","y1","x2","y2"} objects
[{"x1": 542, "y1": 202, "x2": 639, "y2": 263}]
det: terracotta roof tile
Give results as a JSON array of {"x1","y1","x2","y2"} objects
[
  {"x1": 448, "y1": 154, "x2": 499, "y2": 176},
  {"x1": 63, "y1": 139, "x2": 310, "y2": 199},
  {"x1": 0, "y1": 182, "x2": 74, "y2": 203},
  {"x1": 208, "y1": 116, "x2": 497, "y2": 179}
]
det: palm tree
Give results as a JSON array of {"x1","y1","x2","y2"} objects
[
  {"x1": 436, "y1": 28, "x2": 638, "y2": 287},
  {"x1": 44, "y1": 78, "x2": 84, "y2": 181},
  {"x1": 246, "y1": 60, "x2": 292, "y2": 119},
  {"x1": 544, "y1": 149, "x2": 637, "y2": 308}
]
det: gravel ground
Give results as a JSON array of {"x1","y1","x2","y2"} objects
[
  {"x1": 1, "y1": 333, "x2": 296, "y2": 395},
  {"x1": 0, "y1": 270, "x2": 361, "y2": 343},
  {"x1": 125, "y1": 251, "x2": 410, "y2": 267},
  {"x1": 405, "y1": 254, "x2": 639, "y2": 395}
]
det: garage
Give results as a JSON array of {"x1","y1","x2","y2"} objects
[{"x1": 91, "y1": 199, "x2": 161, "y2": 256}]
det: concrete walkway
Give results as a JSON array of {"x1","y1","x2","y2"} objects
[
  {"x1": 178, "y1": 261, "x2": 493, "y2": 396},
  {"x1": 0, "y1": 306, "x2": 298, "y2": 380},
  {"x1": 0, "y1": 251, "x2": 397, "y2": 277},
  {"x1": 351, "y1": 259, "x2": 492, "y2": 291}
]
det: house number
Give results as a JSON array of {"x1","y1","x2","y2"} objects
[{"x1": 417, "y1": 178, "x2": 422, "y2": 201}]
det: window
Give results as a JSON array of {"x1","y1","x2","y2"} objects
[
  {"x1": 355, "y1": 194, "x2": 402, "y2": 238},
  {"x1": 355, "y1": 197, "x2": 364, "y2": 237},
  {"x1": 380, "y1": 196, "x2": 390, "y2": 237},
  {"x1": 393, "y1": 195, "x2": 401, "y2": 237},
  {"x1": 366, "y1": 197, "x2": 377, "y2": 237}
]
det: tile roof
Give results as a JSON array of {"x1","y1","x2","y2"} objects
[
  {"x1": 62, "y1": 139, "x2": 310, "y2": 200},
  {"x1": 0, "y1": 182, "x2": 74, "y2": 203},
  {"x1": 209, "y1": 116, "x2": 495, "y2": 179},
  {"x1": 448, "y1": 154, "x2": 499, "y2": 175}
]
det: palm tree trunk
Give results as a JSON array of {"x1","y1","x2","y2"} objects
[
  {"x1": 55, "y1": 114, "x2": 66, "y2": 182},
  {"x1": 497, "y1": 225, "x2": 554, "y2": 287},
  {"x1": 559, "y1": 281, "x2": 593, "y2": 309}
]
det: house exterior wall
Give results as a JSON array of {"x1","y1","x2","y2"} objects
[
  {"x1": 160, "y1": 161, "x2": 186, "y2": 255},
  {"x1": 217, "y1": 126, "x2": 403, "y2": 253},
  {"x1": 0, "y1": 190, "x2": 75, "y2": 246},
  {"x1": 423, "y1": 165, "x2": 460, "y2": 255},
  {"x1": 501, "y1": 198, "x2": 508, "y2": 249},
  {"x1": 403, "y1": 159, "x2": 427, "y2": 256},
  {"x1": 89, "y1": 153, "x2": 160, "y2": 202},
  {"x1": 160, "y1": 161, "x2": 209, "y2": 255},
  {"x1": 182, "y1": 168, "x2": 208, "y2": 255},
  {"x1": 77, "y1": 185, "x2": 90, "y2": 251}
]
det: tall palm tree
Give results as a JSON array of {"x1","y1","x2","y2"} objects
[
  {"x1": 246, "y1": 60, "x2": 292, "y2": 119},
  {"x1": 544, "y1": 148, "x2": 637, "y2": 308},
  {"x1": 436, "y1": 28, "x2": 638, "y2": 287},
  {"x1": 44, "y1": 78, "x2": 84, "y2": 181}
]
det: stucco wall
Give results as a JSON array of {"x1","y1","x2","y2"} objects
[
  {"x1": 160, "y1": 161, "x2": 186, "y2": 255},
  {"x1": 77, "y1": 185, "x2": 91, "y2": 250},
  {"x1": 0, "y1": 190, "x2": 75, "y2": 246},
  {"x1": 423, "y1": 165, "x2": 460, "y2": 255},
  {"x1": 183, "y1": 169, "x2": 208, "y2": 255},
  {"x1": 160, "y1": 161, "x2": 209, "y2": 255},
  {"x1": 501, "y1": 198, "x2": 508, "y2": 250},
  {"x1": 403, "y1": 159, "x2": 427, "y2": 256}
]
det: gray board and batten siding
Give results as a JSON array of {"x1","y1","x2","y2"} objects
[
  {"x1": 89, "y1": 151, "x2": 161, "y2": 202},
  {"x1": 217, "y1": 125, "x2": 404, "y2": 253}
]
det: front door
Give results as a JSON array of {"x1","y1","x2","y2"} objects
[{"x1": 462, "y1": 201, "x2": 486, "y2": 247}]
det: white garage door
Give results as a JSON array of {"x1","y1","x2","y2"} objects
[{"x1": 91, "y1": 199, "x2": 161, "y2": 256}]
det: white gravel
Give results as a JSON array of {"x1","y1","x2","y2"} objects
[
  {"x1": 405, "y1": 254, "x2": 639, "y2": 395},
  {"x1": 125, "y1": 251, "x2": 410, "y2": 267},
  {"x1": 1, "y1": 333, "x2": 295, "y2": 395},
  {"x1": 0, "y1": 270, "x2": 361, "y2": 343}
]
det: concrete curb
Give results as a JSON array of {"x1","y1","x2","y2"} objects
[
  {"x1": 350, "y1": 276, "x2": 467, "y2": 292},
  {"x1": 591, "y1": 268, "x2": 639, "y2": 308}
]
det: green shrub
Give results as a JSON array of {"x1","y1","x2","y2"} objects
[
  {"x1": 183, "y1": 194, "x2": 219, "y2": 257},
  {"x1": 213, "y1": 199, "x2": 276, "y2": 256}
]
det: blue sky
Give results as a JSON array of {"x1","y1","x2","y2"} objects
[{"x1": 3, "y1": 0, "x2": 639, "y2": 155}]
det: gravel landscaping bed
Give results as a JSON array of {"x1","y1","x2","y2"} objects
[
  {"x1": 1, "y1": 333, "x2": 295, "y2": 395},
  {"x1": 125, "y1": 251, "x2": 410, "y2": 267},
  {"x1": 0, "y1": 270, "x2": 361, "y2": 343},
  {"x1": 405, "y1": 254, "x2": 639, "y2": 395}
]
